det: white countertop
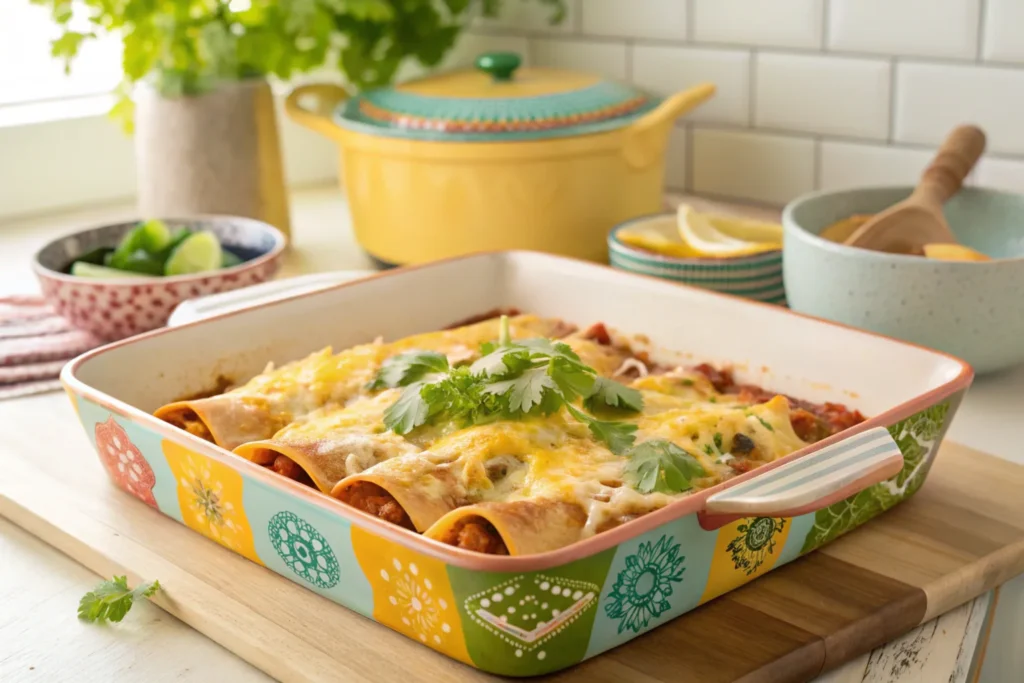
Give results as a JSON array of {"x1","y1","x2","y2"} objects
[{"x1": 1, "y1": 186, "x2": 1021, "y2": 682}]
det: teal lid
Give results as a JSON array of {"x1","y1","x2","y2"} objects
[{"x1": 335, "y1": 52, "x2": 659, "y2": 142}]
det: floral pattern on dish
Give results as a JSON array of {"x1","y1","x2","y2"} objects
[
  {"x1": 162, "y1": 440, "x2": 262, "y2": 564},
  {"x1": 94, "y1": 416, "x2": 157, "y2": 507}
]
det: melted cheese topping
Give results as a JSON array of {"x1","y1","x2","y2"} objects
[{"x1": 226, "y1": 318, "x2": 820, "y2": 539}]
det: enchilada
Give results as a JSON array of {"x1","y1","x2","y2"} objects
[{"x1": 156, "y1": 313, "x2": 864, "y2": 556}]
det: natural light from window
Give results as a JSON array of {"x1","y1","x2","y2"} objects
[{"x1": 0, "y1": 2, "x2": 120, "y2": 107}]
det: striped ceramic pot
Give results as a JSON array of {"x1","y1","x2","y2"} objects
[{"x1": 608, "y1": 217, "x2": 785, "y2": 305}]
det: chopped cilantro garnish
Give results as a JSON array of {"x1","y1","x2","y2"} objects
[
  {"x1": 623, "y1": 439, "x2": 707, "y2": 495},
  {"x1": 368, "y1": 315, "x2": 643, "y2": 450}
]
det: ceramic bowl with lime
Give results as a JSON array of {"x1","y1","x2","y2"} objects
[
  {"x1": 608, "y1": 204, "x2": 786, "y2": 304},
  {"x1": 34, "y1": 215, "x2": 285, "y2": 341}
]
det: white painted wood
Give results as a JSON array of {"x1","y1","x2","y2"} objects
[{"x1": 2, "y1": 188, "x2": 1022, "y2": 682}]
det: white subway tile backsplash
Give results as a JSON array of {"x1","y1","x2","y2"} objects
[
  {"x1": 532, "y1": 39, "x2": 627, "y2": 80},
  {"x1": 828, "y1": 0, "x2": 980, "y2": 59},
  {"x1": 633, "y1": 46, "x2": 750, "y2": 125},
  {"x1": 665, "y1": 126, "x2": 689, "y2": 191},
  {"x1": 755, "y1": 54, "x2": 890, "y2": 140},
  {"x1": 975, "y1": 158, "x2": 1024, "y2": 193},
  {"x1": 581, "y1": 0, "x2": 687, "y2": 40},
  {"x1": 475, "y1": 0, "x2": 575, "y2": 34},
  {"x1": 692, "y1": 128, "x2": 815, "y2": 205},
  {"x1": 983, "y1": 0, "x2": 1024, "y2": 63},
  {"x1": 895, "y1": 62, "x2": 1024, "y2": 155},
  {"x1": 693, "y1": 0, "x2": 822, "y2": 49},
  {"x1": 819, "y1": 142, "x2": 934, "y2": 191}
]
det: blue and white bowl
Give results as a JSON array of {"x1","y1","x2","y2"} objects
[{"x1": 608, "y1": 215, "x2": 785, "y2": 305}]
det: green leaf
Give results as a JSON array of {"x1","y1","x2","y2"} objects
[
  {"x1": 584, "y1": 376, "x2": 644, "y2": 413},
  {"x1": 383, "y1": 382, "x2": 431, "y2": 435},
  {"x1": 78, "y1": 576, "x2": 161, "y2": 624},
  {"x1": 624, "y1": 439, "x2": 706, "y2": 494},
  {"x1": 587, "y1": 419, "x2": 638, "y2": 455},
  {"x1": 369, "y1": 351, "x2": 449, "y2": 390},
  {"x1": 483, "y1": 366, "x2": 556, "y2": 414},
  {"x1": 469, "y1": 346, "x2": 526, "y2": 377}
]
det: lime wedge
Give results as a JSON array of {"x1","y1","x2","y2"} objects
[
  {"x1": 221, "y1": 248, "x2": 243, "y2": 268},
  {"x1": 164, "y1": 231, "x2": 223, "y2": 276},
  {"x1": 71, "y1": 262, "x2": 158, "y2": 279},
  {"x1": 113, "y1": 219, "x2": 172, "y2": 263}
]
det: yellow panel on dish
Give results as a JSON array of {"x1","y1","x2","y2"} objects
[
  {"x1": 351, "y1": 526, "x2": 471, "y2": 663},
  {"x1": 162, "y1": 440, "x2": 262, "y2": 565},
  {"x1": 699, "y1": 517, "x2": 791, "y2": 604}
]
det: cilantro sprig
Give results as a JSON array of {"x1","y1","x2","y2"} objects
[
  {"x1": 369, "y1": 316, "x2": 643, "y2": 452},
  {"x1": 623, "y1": 439, "x2": 707, "y2": 494},
  {"x1": 78, "y1": 575, "x2": 161, "y2": 624}
]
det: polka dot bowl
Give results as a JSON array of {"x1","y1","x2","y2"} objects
[
  {"x1": 783, "y1": 186, "x2": 1024, "y2": 374},
  {"x1": 608, "y1": 215, "x2": 786, "y2": 305},
  {"x1": 33, "y1": 215, "x2": 285, "y2": 341}
]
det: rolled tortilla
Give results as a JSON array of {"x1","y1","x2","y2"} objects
[
  {"x1": 156, "y1": 315, "x2": 574, "y2": 449},
  {"x1": 425, "y1": 499, "x2": 588, "y2": 556},
  {"x1": 332, "y1": 453, "x2": 466, "y2": 532}
]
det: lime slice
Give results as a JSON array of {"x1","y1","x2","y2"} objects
[
  {"x1": 71, "y1": 262, "x2": 158, "y2": 279},
  {"x1": 113, "y1": 219, "x2": 172, "y2": 263},
  {"x1": 221, "y1": 248, "x2": 243, "y2": 268},
  {"x1": 677, "y1": 204, "x2": 781, "y2": 257},
  {"x1": 164, "y1": 231, "x2": 223, "y2": 276}
]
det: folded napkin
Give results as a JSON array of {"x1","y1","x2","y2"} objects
[{"x1": 0, "y1": 296, "x2": 103, "y2": 400}]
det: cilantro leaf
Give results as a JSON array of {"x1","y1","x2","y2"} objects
[
  {"x1": 584, "y1": 376, "x2": 644, "y2": 413},
  {"x1": 549, "y1": 355, "x2": 596, "y2": 401},
  {"x1": 78, "y1": 576, "x2": 161, "y2": 624},
  {"x1": 624, "y1": 439, "x2": 706, "y2": 494},
  {"x1": 383, "y1": 381, "x2": 432, "y2": 434},
  {"x1": 565, "y1": 404, "x2": 636, "y2": 454},
  {"x1": 483, "y1": 366, "x2": 556, "y2": 414},
  {"x1": 469, "y1": 346, "x2": 528, "y2": 377},
  {"x1": 368, "y1": 350, "x2": 449, "y2": 389}
]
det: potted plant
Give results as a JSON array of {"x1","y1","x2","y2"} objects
[{"x1": 34, "y1": 0, "x2": 564, "y2": 240}]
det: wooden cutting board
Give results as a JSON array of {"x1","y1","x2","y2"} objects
[{"x1": 1, "y1": 393, "x2": 1023, "y2": 683}]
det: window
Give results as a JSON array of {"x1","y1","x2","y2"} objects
[{"x1": 0, "y1": 2, "x2": 120, "y2": 108}]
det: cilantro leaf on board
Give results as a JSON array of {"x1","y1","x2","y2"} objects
[
  {"x1": 78, "y1": 576, "x2": 161, "y2": 624},
  {"x1": 584, "y1": 376, "x2": 644, "y2": 413},
  {"x1": 368, "y1": 350, "x2": 449, "y2": 389},
  {"x1": 624, "y1": 439, "x2": 707, "y2": 494}
]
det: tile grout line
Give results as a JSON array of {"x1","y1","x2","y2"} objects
[
  {"x1": 749, "y1": 48, "x2": 758, "y2": 128},
  {"x1": 887, "y1": 57, "x2": 898, "y2": 144},
  {"x1": 976, "y1": 0, "x2": 988, "y2": 62},
  {"x1": 466, "y1": 27, "x2": 1024, "y2": 71},
  {"x1": 821, "y1": 0, "x2": 831, "y2": 50}
]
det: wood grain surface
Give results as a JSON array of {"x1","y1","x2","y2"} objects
[{"x1": 2, "y1": 391, "x2": 1023, "y2": 682}]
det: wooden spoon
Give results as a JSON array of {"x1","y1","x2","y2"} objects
[{"x1": 844, "y1": 125, "x2": 987, "y2": 255}]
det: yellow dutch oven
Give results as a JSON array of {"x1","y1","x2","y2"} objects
[{"x1": 285, "y1": 52, "x2": 715, "y2": 266}]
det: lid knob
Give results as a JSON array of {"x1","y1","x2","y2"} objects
[{"x1": 475, "y1": 52, "x2": 521, "y2": 82}]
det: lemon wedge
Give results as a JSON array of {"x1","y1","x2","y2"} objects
[
  {"x1": 923, "y1": 243, "x2": 991, "y2": 262},
  {"x1": 676, "y1": 204, "x2": 783, "y2": 257},
  {"x1": 616, "y1": 218, "x2": 698, "y2": 258}
]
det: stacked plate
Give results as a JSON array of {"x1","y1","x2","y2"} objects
[{"x1": 608, "y1": 215, "x2": 786, "y2": 306}]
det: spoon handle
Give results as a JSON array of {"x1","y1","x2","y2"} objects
[{"x1": 913, "y1": 125, "x2": 987, "y2": 206}]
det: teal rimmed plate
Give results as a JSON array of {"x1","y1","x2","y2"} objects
[{"x1": 608, "y1": 215, "x2": 785, "y2": 305}]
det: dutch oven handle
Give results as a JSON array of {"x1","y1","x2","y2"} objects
[
  {"x1": 622, "y1": 82, "x2": 716, "y2": 170},
  {"x1": 285, "y1": 83, "x2": 352, "y2": 141},
  {"x1": 698, "y1": 426, "x2": 904, "y2": 530}
]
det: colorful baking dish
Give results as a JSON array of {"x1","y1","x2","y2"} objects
[{"x1": 62, "y1": 251, "x2": 972, "y2": 676}]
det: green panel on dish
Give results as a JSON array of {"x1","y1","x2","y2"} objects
[
  {"x1": 448, "y1": 549, "x2": 615, "y2": 675},
  {"x1": 801, "y1": 398, "x2": 954, "y2": 553}
]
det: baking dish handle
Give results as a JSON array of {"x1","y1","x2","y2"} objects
[
  {"x1": 284, "y1": 83, "x2": 351, "y2": 141},
  {"x1": 699, "y1": 426, "x2": 904, "y2": 529}
]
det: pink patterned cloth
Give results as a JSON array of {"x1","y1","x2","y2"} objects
[{"x1": 0, "y1": 296, "x2": 103, "y2": 400}]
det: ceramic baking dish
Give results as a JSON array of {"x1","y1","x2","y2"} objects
[{"x1": 61, "y1": 251, "x2": 972, "y2": 676}]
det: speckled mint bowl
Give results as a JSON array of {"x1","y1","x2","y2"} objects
[{"x1": 783, "y1": 186, "x2": 1024, "y2": 374}]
